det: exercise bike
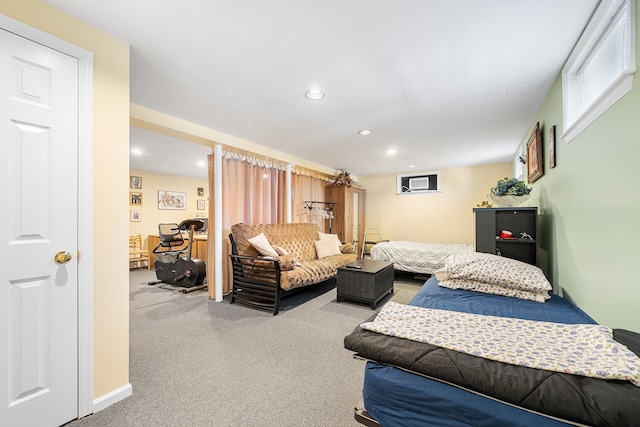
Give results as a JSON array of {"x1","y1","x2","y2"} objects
[{"x1": 148, "y1": 219, "x2": 207, "y2": 293}]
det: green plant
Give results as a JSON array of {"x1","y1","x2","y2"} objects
[{"x1": 490, "y1": 177, "x2": 532, "y2": 196}]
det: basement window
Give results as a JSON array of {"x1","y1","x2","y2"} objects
[
  {"x1": 562, "y1": 0, "x2": 636, "y2": 143},
  {"x1": 396, "y1": 171, "x2": 440, "y2": 195}
]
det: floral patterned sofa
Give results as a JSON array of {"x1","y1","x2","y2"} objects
[{"x1": 229, "y1": 222, "x2": 356, "y2": 314}]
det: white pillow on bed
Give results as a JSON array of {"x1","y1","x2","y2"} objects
[
  {"x1": 438, "y1": 279, "x2": 550, "y2": 303},
  {"x1": 434, "y1": 252, "x2": 551, "y2": 302},
  {"x1": 435, "y1": 252, "x2": 551, "y2": 292},
  {"x1": 248, "y1": 233, "x2": 279, "y2": 257}
]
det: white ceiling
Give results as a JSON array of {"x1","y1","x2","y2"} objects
[{"x1": 44, "y1": 0, "x2": 599, "y2": 179}]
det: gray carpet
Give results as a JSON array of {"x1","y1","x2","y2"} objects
[{"x1": 67, "y1": 270, "x2": 421, "y2": 427}]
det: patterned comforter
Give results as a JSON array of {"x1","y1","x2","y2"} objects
[
  {"x1": 370, "y1": 241, "x2": 473, "y2": 274},
  {"x1": 362, "y1": 302, "x2": 640, "y2": 386}
]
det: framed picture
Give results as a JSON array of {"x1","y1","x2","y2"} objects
[
  {"x1": 130, "y1": 176, "x2": 142, "y2": 189},
  {"x1": 549, "y1": 125, "x2": 556, "y2": 168},
  {"x1": 130, "y1": 192, "x2": 143, "y2": 206},
  {"x1": 197, "y1": 199, "x2": 205, "y2": 210},
  {"x1": 130, "y1": 210, "x2": 141, "y2": 222},
  {"x1": 527, "y1": 122, "x2": 543, "y2": 183},
  {"x1": 197, "y1": 187, "x2": 204, "y2": 197},
  {"x1": 158, "y1": 190, "x2": 186, "y2": 210}
]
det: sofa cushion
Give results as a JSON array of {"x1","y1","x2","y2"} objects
[{"x1": 280, "y1": 254, "x2": 356, "y2": 291}]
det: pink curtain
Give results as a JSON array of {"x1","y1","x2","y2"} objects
[
  {"x1": 207, "y1": 151, "x2": 330, "y2": 299},
  {"x1": 207, "y1": 152, "x2": 285, "y2": 298}
]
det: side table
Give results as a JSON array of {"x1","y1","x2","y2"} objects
[{"x1": 337, "y1": 259, "x2": 394, "y2": 309}]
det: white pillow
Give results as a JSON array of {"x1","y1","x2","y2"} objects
[
  {"x1": 314, "y1": 239, "x2": 342, "y2": 259},
  {"x1": 438, "y1": 279, "x2": 550, "y2": 303},
  {"x1": 272, "y1": 245, "x2": 288, "y2": 256},
  {"x1": 248, "y1": 233, "x2": 278, "y2": 257},
  {"x1": 435, "y1": 252, "x2": 551, "y2": 292},
  {"x1": 317, "y1": 231, "x2": 342, "y2": 247}
]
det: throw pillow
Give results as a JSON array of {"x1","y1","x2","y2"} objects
[
  {"x1": 438, "y1": 279, "x2": 550, "y2": 303},
  {"x1": 339, "y1": 243, "x2": 354, "y2": 254},
  {"x1": 317, "y1": 231, "x2": 342, "y2": 247},
  {"x1": 435, "y1": 252, "x2": 551, "y2": 292},
  {"x1": 248, "y1": 232, "x2": 278, "y2": 257},
  {"x1": 277, "y1": 254, "x2": 298, "y2": 271},
  {"x1": 314, "y1": 239, "x2": 341, "y2": 259},
  {"x1": 272, "y1": 245, "x2": 289, "y2": 256}
]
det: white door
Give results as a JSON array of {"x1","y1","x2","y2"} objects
[{"x1": 0, "y1": 28, "x2": 79, "y2": 427}]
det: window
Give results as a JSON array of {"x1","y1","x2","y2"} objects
[
  {"x1": 562, "y1": 0, "x2": 635, "y2": 143},
  {"x1": 396, "y1": 171, "x2": 440, "y2": 194}
]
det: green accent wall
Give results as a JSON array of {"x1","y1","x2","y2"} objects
[{"x1": 519, "y1": 4, "x2": 640, "y2": 330}]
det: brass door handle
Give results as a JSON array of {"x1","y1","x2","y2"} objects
[{"x1": 54, "y1": 251, "x2": 72, "y2": 264}]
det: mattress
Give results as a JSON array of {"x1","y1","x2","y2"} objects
[
  {"x1": 369, "y1": 241, "x2": 473, "y2": 274},
  {"x1": 345, "y1": 277, "x2": 640, "y2": 427}
]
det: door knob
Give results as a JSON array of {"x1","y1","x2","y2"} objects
[{"x1": 54, "y1": 251, "x2": 72, "y2": 264}]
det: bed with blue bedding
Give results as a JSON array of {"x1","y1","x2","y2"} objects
[{"x1": 344, "y1": 276, "x2": 640, "y2": 427}]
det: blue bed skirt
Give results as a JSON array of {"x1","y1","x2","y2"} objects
[{"x1": 362, "y1": 276, "x2": 596, "y2": 427}]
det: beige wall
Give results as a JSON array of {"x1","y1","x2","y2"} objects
[
  {"x1": 129, "y1": 169, "x2": 209, "y2": 250},
  {"x1": 358, "y1": 163, "x2": 511, "y2": 244},
  {"x1": 1, "y1": 0, "x2": 131, "y2": 400}
]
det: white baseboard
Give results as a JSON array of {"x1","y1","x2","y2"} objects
[{"x1": 92, "y1": 383, "x2": 132, "y2": 414}]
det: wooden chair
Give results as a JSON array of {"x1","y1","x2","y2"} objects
[{"x1": 129, "y1": 234, "x2": 151, "y2": 270}]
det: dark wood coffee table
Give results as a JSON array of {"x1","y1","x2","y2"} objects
[{"x1": 336, "y1": 259, "x2": 394, "y2": 309}]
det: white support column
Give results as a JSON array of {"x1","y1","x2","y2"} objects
[
  {"x1": 214, "y1": 145, "x2": 223, "y2": 302},
  {"x1": 286, "y1": 164, "x2": 292, "y2": 223}
]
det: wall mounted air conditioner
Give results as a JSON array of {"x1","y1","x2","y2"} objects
[{"x1": 408, "y1": 177, "x2": 429, "y2": 191}]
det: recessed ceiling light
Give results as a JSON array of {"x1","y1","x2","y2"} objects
[
  {"x1": 387, "y1": 149, "x2": 398, "y2": 155},
  {"x1": 358, "y1": 129, "x2": 372, "y2": 135},
  {"x1": 130, "y1": 148, "x2": 143, "y2": 155},
  {"x1": 408, "y1": 164, "x2": 416, "y2": 168},
  {"x1": 305, "y1": 89, "x2": 325, "y2": 100}
]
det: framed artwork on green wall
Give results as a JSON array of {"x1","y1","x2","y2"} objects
[
  {"x1": 549, "y1": 125, "x2": 556, "y2": 168},
  {"x1": 527, "y1": 122, "x2": 543, "y2": 183}
]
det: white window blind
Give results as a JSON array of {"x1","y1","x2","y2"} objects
[{"x1": 562, "y1": 0, "x2": 635, "y2": 142}]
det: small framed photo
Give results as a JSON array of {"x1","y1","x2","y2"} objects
[
  {"x1": 549, "y1": 125, "x2": 556, "y2": 168},
  {"x1": 130, "y1": 192, "x2": 143, "y2": 206},
  {"x1": 527, "y1": 122, "x2": 544, "y2": 183},
  {"x1": 130, "y1": 176, "x2": 142, "y2": 189},
  {"x1": 130, "y1": 210, "x2": 141, "y2": 222},
  {"x1": 197, "y1": 187, "x2": 204, "y2": 197},
  {"x1": 197, "y1": 199, "x2": 205, "y2": 210}
]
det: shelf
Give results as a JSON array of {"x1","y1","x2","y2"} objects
[
  {"x1": 495, "y1": 238, "x2": 536, "y2": 243},
  {"x1": 475, "y1": 207, "x2": 538, "y2": 266}
]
